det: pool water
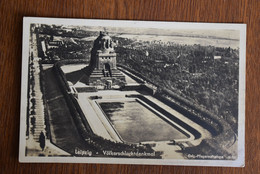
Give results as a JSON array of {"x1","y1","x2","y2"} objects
[{"x1": 99, "y1": 100, "x2": 188, "y2": 143}]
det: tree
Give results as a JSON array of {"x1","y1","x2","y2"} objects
[{"x1": 39, "y1": 131, "x2": 45, "y2": 151}]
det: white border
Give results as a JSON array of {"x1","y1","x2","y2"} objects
[{"x1": 19, "y1": 17, "x2": 246, "y2": 167}]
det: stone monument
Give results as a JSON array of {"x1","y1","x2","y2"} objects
[{"x1": 88, "y1": 31, "x2": 126, "y2": 89}]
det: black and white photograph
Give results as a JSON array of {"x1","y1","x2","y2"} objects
[{"x1": 19, "y1": 17, "x2": 245, "y2": 167}]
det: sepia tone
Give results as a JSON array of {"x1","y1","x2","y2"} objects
[
  {"x1": 21, "y1": 20, "x2": 243, "y2": 165},
  {"x1": 0, "y1": 0, "x2": 259, "y2": 173}
]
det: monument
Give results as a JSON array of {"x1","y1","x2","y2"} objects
[{"x1": 88, "y1": 31, "x2": 126, "y2": 89}]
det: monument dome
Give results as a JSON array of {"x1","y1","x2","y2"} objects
[{"x1": 89, "y1": 31, "x2": 117, "y2": 71}]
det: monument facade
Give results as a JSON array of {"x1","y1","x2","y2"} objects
[{"x1": 88, "y1": 31, "x2": 126, "y2": 88}]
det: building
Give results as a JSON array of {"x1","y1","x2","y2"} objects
[
  {"x1": 88, "y1": 31, "x2": 126, "y2": 88},
  {"x1": 47, "y1": 40, "x2": 63, "y2": 49},
  {"x1": 214, "y1": 55, "x2": 221, "y2": 60}
]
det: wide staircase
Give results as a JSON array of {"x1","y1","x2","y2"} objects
[{"x1": 89, "y1": 69, "x2": 126, "y2": 87}]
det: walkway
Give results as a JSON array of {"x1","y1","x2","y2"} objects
[{"x1": 26, "y1": 32, "x2": 69, "y2": 156}]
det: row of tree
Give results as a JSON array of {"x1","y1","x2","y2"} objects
[{"x1": 115, "y1": 37, "x2": 239, "y2": 133}]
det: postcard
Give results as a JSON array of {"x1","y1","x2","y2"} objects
[{"x1": 19, "y1": 17, "x2": 246, "y2": 167}]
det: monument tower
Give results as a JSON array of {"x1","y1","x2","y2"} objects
[{"x1": 88, "y1": 31, "x2": 126, "y2": 88}]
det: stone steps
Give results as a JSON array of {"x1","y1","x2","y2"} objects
[{"x1": 89, "y1": 68, "x2": 126, "y2": 87}]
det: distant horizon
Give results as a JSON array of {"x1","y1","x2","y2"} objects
[
  {"x1": 55, "y1": 24, "x2": 239, "y2": 49},
  {"x1": 41, "y1": 23, "x2": 240, "y2": 41},
  {"x1": 78, "y1": 25, "x2": 240, "y2": 41}
]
